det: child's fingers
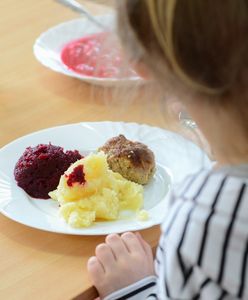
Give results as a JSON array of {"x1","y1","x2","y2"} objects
[
  {"x1": 95, "y1": 243, "x2": 116, "y2": 270},
  {"x1": 105, "y1": 233, "x2": 129, "y2": 257},
  {"x1": 135, "y1": 232, "x2": 153, "y2": 260},
  {"x1": 121, "y1": 232, "x2": 145, "y2": 254},
  {"x1": 87, "y1": 256, "x2": 105, "y2": 280}
]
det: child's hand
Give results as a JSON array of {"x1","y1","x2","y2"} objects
[{"x1": 87, "y1": 232, "x2": 155, "y2": 299}]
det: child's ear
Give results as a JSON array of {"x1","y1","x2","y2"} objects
[{"x1": 131, "y1": 61, "x2": 153, "y2": 80}]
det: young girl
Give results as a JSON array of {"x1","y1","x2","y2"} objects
[{"x1": 87, "y1": 1, "x2": 248, "y2": 299}]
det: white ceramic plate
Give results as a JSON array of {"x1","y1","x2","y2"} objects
[
  {"x1": 33, "y1": 15, "x2": 142, "y2": 86},
  {"x1": 0, "y1": 122, "x2": 210, "y2": 235}
]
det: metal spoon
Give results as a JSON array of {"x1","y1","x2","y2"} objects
[{"x1": 55, "y1": 0, "x2": 106, "y2": 29}]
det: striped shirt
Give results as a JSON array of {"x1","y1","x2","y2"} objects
[{"x1": 104, "y1": 164, "x2": 248, "y2": 300}]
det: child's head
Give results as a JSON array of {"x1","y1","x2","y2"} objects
[
  {"x1": 117, "y1": 0, "x2": 248, "y2": 100},
  {"x1": 116, "y1": 0, "x2": 248, "y2": 165}
]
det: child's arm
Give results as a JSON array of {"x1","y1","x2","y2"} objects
[
  {"x1": 102, "y1": 276, "x2": 157, "y2": 300},
  {"x1": 157, "y1": 170, "x2": 248, "y2": 299}
]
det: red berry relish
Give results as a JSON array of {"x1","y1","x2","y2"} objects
[
  {"x1": 66, "y1": 165, "x2": 86, "y2": 187},
  {"x1": 14, "y1": 143, "x2": 82, "y2": 199}
]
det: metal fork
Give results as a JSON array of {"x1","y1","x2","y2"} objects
[{"x1": 55, "y1": 0, "x2": 106, "y2": 29}]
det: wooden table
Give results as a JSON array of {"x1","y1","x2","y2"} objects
[{"x1": 0, "y1": 1, "x2": 179, "y2": 299}]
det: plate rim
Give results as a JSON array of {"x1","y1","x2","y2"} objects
[{"x1": 0, "y1": 120, "x2": 191, "y2": 152}]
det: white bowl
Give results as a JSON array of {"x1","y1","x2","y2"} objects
[{"x1": 33, "y1": 15, "x2": 143, "y2": 86}]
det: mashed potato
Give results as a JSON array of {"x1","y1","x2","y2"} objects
[{"x1": 49, "y1": 152, "x2": 144, "y2": 228}]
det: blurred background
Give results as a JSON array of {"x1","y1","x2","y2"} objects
[{"x1": 0, "y1": 0, "x2": 176, "y2": 148}]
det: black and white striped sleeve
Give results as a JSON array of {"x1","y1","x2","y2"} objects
[{"x1": 156, "y1": 170, "x2": 248, "y2": 299}]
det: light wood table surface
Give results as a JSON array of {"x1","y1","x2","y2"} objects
[{"x1": 0, "y1": 1, "x2": 180, "y2": 299}]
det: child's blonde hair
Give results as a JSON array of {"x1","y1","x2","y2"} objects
[{"x1": 117, "y1": 0, "x2": 248, "y2": 97}]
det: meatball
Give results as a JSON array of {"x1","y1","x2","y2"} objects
[
  {"x1": 14, "y1": 143, "x2": 82, "y2": 199},
  {"x1": 99, "y1": 135, "x2": 155, "y2": 184}
]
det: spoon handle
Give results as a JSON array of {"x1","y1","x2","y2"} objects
[{"x1": 55, "y1": 0, "x2": 105, "y2": 29}]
